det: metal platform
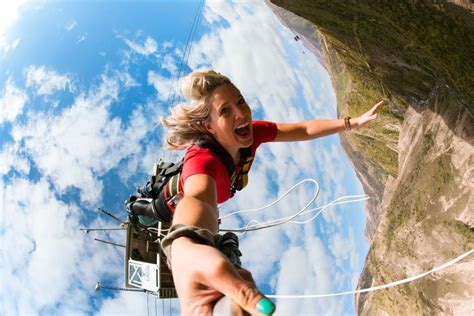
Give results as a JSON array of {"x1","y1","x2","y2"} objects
[{"x1": 124, "y1": 221, "x2": 177, "y2": 298}]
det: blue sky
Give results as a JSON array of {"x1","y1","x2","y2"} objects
[{"x1": 0, "y1": 1, "x2": 369, "y2": 315}]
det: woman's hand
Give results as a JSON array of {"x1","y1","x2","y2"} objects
[
  {"x1": 351, "y1": 100, "x2": 384, "y2": 129},
  {"x1": 171, "y1": 237, "x2": 276, "y2": 316}
]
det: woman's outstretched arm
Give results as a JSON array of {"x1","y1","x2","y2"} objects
[
  {"x1": 169, "y1": 174, "x2": 275, "y2": 315},
  {"x1": 274, "y1": 100, "x2": 384, "y2": 142}
]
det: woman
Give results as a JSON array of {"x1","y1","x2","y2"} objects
[{"x1": 160, "y1": 70, "x2": 384, "y2": 315}]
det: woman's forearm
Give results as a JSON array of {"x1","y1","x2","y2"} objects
[
  {"x1": 172, "y1": 173, "x2": 220, "y2": 233},
  {"x1": 275, "y1": 119, "x2": 348, "y2": 142},
  {"x1": 275, "y1": 101, "x2": 384, "y2": 142},
  {"x1": 304, "y1": 119, "x2": 347, "y2": 139},
  {"x1": 172, "y1": 196, "x2": 219, "y2": 233}
]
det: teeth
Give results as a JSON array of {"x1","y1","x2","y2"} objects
[{"x1": 236, "y1": 123, "x2": 248, "y2": 129}]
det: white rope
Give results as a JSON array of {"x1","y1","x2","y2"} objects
[
  {"x1": 216, "y1": 179, "x2": 473, "y2": 300},
  {"x1": 219, "y1": 179, "x2": 319, "y2": 220},
  {"x1": 288, "y1": 195, "x2": 368, "y2": 225},
  {"x1": 266, "y1": 249, "x2": 473, "y2": 299},
  {"x1": 219, "y1": 178, "x2": 369, "y2": 233},
  {"x1": 219, "y1": 179, "x2": 320, "y2": 232}
]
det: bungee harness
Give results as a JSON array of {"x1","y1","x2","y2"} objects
[{"x1": 125, "y1": 139, "x2": 255, "y2": 227}]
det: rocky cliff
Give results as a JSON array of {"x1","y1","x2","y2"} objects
[{"x1": 269, "y1": 0, "x2": 474, "y2": 314}]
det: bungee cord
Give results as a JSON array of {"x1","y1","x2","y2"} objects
[
  {"x1": 219, "y1": 178, "x2": 369, "y2": 233},
  {"x1": 220, "y1": 178, "x2": 320, "y2": 232},
  {"x1": 216, "y1": 178, "x2": 473, "y2": 300},
  {"x1": 220, "y1": 194, "x2": 369, "y2": 232},
  {"x1": 288, "y1": 194, "x2": 368, "y2": 225},
  {"x1": 266, "y1": 249, "x2": 473, "y2": 299},
  {"x1": 219, "y1": 179, "x2": 319, "y2": 220}
]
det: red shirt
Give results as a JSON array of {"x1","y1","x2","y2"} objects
[{"x1": 179, "y1": 120, "x2": 277, "y2": 204}]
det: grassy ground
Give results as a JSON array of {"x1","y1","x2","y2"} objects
[{"x1": 271, "y1": 0, "x2": 474, "y2": 113}]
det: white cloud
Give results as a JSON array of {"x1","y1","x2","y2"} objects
[
  {"x1": 117, "y1": 70, "x2": 139, "y2": 88},
  {"x1": 117, "y1": 108, "x2": 165, "y2": 185},
  {"x1": 77, "y1": 33, "x2": 87, "y2": 43},
  {"x1": 65, "y1": 19, "x2": 77, "y2": 31},
  {"x1": 12, "y1": 72, "x2": 152, "y2": 204},
  {"x1": 329, "y1": 233, "x2": 351, "y2": 268},
  {"x1": 148, "y1": 70, "x2": 174, "y2": 101},
  {"x1": 161, "y1": 54, "x2": 179, "y2": 74},
  {"x1": 98, "y1": 292, "x2": 181, "y2": 316},
  {"x1": 273, "y1": 236, "x2": 343, "y2": 315},
  {"x1": 0, "y1": 142, "x2": 30, "y2": 175},
  {"x1": 162, "y1": 40, "x2": 173, "y2": 49},
  {"x1": 0, "y1": 0, "x2": 28, "y2": 53},
  {"x1": 25, "y1": 65, "x2": 73, "y2": 96},
  {"x1": 190, "y1": 1, "x2": 299, "y2": 120},
  {"x1": 124, "y1": 36, "x2": 157, "y2": 56},
  {"x1": 0, "y1": 178, "x2": 124, "y2": 315},
  {"x1": 0, "y1": 79, "x2": 28, "y2": 124},
  {"x1": 1, "y1": 37, "x2": 20, "y2": 54},
  {"x1": 174, "y1": 47, "x2": 184, "y2": 58}
]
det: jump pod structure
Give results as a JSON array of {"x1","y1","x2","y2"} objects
[{"x1": 124, "y1": 220, "x2": 177, "y2": 299}]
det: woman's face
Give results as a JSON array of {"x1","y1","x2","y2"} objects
[{"x1": 204, "y1": 83, "x2": 253, "y2": 158}]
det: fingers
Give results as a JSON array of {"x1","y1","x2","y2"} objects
[
  {"x1": 170, "y1": 239, "x2": 275, "y2": 315},
  {"x1": 360, "y1": 100, "x2": 384, "y2": 122},
  {"x1": 209, "y1": 260, "x2": 276, "y2": 315},
  {"x1": 238, "y1": 268, "x2": 256, "y2": 285},
  {"x1": 371, "y1": 100, "x2": 384, "y2": 113}
]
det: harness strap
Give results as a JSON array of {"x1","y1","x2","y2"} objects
[
  {"x1": 214, "y1": 232, "x2": 242, "y2": 268},
  {"x1": 196, "y1": 139, "x2": 254, "y2": 196},
  {"x1": 230, "y1": 146, "x2": 254, "y2": 195},
  {"x1": 195, "y1": 139, "x2": 235, "y2": 176},
  {"x1": 131, "y1": 140, "x2": 255, "y2": 226}
]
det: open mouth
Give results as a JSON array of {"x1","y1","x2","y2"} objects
[{"x1": 235, "y1": 124, "x2": 250, "y2": 137}]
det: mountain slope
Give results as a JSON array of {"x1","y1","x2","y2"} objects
[{"x1": 269, "y1": 0, "x2": 474, "y2": 314}]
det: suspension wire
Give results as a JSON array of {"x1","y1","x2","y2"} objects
[
  {"x1": 93, "y1": 238, "x2": 125, "y2": 248},
  {"x1": 159, "y1": 0, "x2": 205, "y2": 164},
  {"x1": 182, "y1": 0, "x2": 205, "y2": 72},
  {"x1": 266, "y1": 249, "x2": 473, "y2": 299},
  {"x1": 167, "y1": 0, "x2": 205, "y2": 108},
  {"x1": 289, "y1": 195, "x2": 368, "y2": 224}
]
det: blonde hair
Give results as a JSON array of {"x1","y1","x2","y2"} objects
[{"x1": 160, "y1": 70, "x2": 232, "y2": 150}]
